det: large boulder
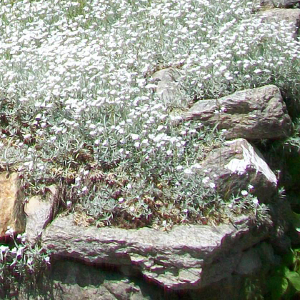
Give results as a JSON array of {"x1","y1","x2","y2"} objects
[
  {"x1": 199, "y1": 138, "x2": 277, "y2": 203},
  {"x1": 180, "y1": 85, "x2": 292, "y2": 140},
  {"x1": 0, "y1": 172, "x2": 26, "y2": 237},
  {"x1": 41, "y1": 213, "x2": 272, "y2": 291},
  {"x1": 260, "y1": 0, "x2": 300, "y2": 8},
  {"x1": 48, "y1": 242, "x2": 275, "y2": 300},
  {"x1": 25, "y1": 185, "x2": 60, "y2": 244}
]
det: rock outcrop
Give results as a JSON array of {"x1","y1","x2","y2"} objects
[
  {"x1": 0, "y1": 172, "x2": 25, "y2": 237},
  {"x1": 25, "y1": 185, "x2": 60, "y2": 243},
  {"x1": 199, "y1": 138, "x2": 278, "y2": 202},
  {"x1": 179, "y1": 85, "x2": 292, "y2": 140},
  {"x1": 260, "y1": 0, "x2": 300, "y2": 8},
  {"x1": 42, "y1": 213, "x2": 272, "y2": 291}
]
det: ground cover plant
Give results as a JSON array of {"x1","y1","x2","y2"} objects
[
  {"x1": 0, "y1": 231, "x2": 52, "y2": 298},
  {"x1": 0, "y1": 0, "x2": 300, "y2": 231}
]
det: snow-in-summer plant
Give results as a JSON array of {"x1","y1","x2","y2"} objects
[
  {"x1": 0, "y1": 231, "x2": 51, "y2": 298},
  {"x1": 0, "y1": 0, "x2": 300, "y2": 228}
]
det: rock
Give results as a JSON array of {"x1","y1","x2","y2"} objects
[
  {"x1": 260, "y1": 0, "x2": 300, "y2": 8},
  {"x1": 41, "y1": 213, "x2": 271, "y2": 290},
  {"x1": 181, "y1": 85, "x2": 292, "y2": 140},
  {"x1": 24, "y1": 185, "x2": 60, "y2": 244},
  {"x1": 50, "y1": 260, "x2": 148, "y2": 300},
  {"x1": 256, "y1": 242, "x2": 277, "y2": 273},
  {"x1": 259, "y1": 8, "x2": 300, "y2": 38},
  {"x1": 152, "y1": 68, "x2": 186, "y2": 107},
  {"x1": 49, "y1": 259, "x2": 169, "y2": 300},
  {"x1": 199, "y1": 138, "x2": 277, "y2": 203},
  {"x1": 59, "y1": 282, "x2": 142, "y2": 300},
  {"x1": 235, "y1": 248, "x2": 262, "y2": 275},
  {"x1": 0, "y1": 172, "x2": 26, "y2": 237}
]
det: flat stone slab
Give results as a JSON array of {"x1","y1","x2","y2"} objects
[{"x1": 42, "y1": 214, "x2": 271, "y2": 290}]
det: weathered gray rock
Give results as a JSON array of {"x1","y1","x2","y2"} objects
[
  {"x1": 56, "y1": 282, "x2": 144, "y2": 300},
  {"x1": 50, "y1": 260, "x2": 148, "y2": 300},
  {"x1": 42, "y1": 213, "x2": 272, "y2": 290},
  {"x1": 180, "y1": 85, "x2": 292, "y2": 140},
  {"x1": 152, "y1": 68, "x2": 186, "y2": 107},
  {"x1": 25, "y1": 185, "x2": 60, "y2": 244},
  {"x1": 0, "y1": 172, "x2": 26, "y2": 237},
  {"x1": 259, "y1": 8, "x2": 300, "y2": 38},
  {"x1": 260, "y1": 0, "x2": 300, "y2": 8},
  {"x1": 235, "y1": 248, "x2": 262, "y2": 275},
  {"x1": 199, "y1": 138, "x2": 277, "y2": 202}
]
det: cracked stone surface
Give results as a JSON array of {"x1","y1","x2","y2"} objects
[
  {"x1": 42, "y1": 214, "x2": 271, "y2": 290},
  {"x1": 179, "y1": 85, "x2": 292, "y2": 140}
]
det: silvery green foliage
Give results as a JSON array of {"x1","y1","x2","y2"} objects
[
  {"x1": 0, "y1": 232, "x2": 51, "y2": 298},
  {"x1": 0, "y1": 0, "x2": 299, "y2": 226}
]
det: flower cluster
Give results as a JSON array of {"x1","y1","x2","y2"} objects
[
  {"x1": 0, "y1": 0, "x2": 299, "y2": 228},
  {"x1": 0, "y1": 232, "x2": 51, "y2": 298}
]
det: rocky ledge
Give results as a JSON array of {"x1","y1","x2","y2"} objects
[{"x1": 42, "y1": 213, "x2": 273, "y2": 291}]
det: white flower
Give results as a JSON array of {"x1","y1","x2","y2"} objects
[
  {"x1": 118, "y1": 128, "x2": 125, "y2": 134},
  {"x1": 219, "y1": 65, "x2": 227, "y2": 72},
  {"x1": 44, "y1": 256, "x2": 51, "y2": 264},
  {"x1": 0, "y1": 245, "x2": 9, "y2": 253},
  {"x1": 241, "y1": 190, "x2": 248, "y2": 196},
  {"x1": 191, "y1": 163, "x2": 201, "y2": 169},
  {"x1": 131, "y1": 134, "x2": 139, "y2": 140},
  {"x1": 11, "y1": 247, "x2": 17, "y2": 255},
  {"x1": 209, "y1": 182, "x2": 216, "y2": 189},
  {"x1": 184, "y1": 168, "x2": 193, "y2": 175},
  {"x1": 17, "y1": 246, "x2": 25, "y2": 258},
  {"x1": 141, "y1": 139, "x2": 149, "y2": 146},
  {"x1": 23, "y1": 134, "x2": 32, "y2": 140},
  {"x1": 253, "y1": 197, "x2": 259, "y2": 206},
  {"x1": 5, "y1": 226, "x2": 14, "y2": 236},
  {"x1": 145, "y1": 83, "x2": 157, "y2": 89},
  {"x1": 202, "y1": 176, "x2": 210, "y2": 184}
]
